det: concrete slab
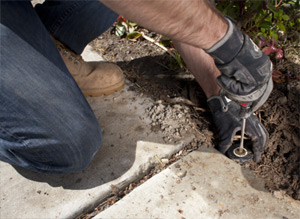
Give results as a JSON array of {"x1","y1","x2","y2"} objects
[
  {"x1": 0, "y1": 84, "x2": 194, "y2": 219},
  {"x1": 95, "y1": 147, "x2": 300, "y2": 219},
  {"x1": 82, "y1": 45, "x2": 104, "y2": 62},
  {"x1": 0, "y1": 46, "x2": 196, "y2": 218}
]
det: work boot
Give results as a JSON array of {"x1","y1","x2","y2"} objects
[{"x1": 55, "y1": 40, "x2": 125, "y2": 97}]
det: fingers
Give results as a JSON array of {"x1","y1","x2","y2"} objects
[
  {"x1": 218, "y1": 142, "x2": 231, "y2": 154},
  {"x1": 218, "y1": 127, "x2": 240, "y2": 154},
  {"x1": 252, "y1": 139, "x2": 262, "y2": 162},
  {"x1": 253, "y1": 151, "x2": 262, "y2": 163},
  {"x1": 246, "y1": 114, "x2": 269, "y2": 162}
]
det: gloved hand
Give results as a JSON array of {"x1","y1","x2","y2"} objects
[
  {"x1": 206, "y1": 18, "x2": 273, "y2": 114},
  {"x1": 207, "y1": 95, "x2": 269, "y2": 162}
]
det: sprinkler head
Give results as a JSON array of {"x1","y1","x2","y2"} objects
[
  {"x1": 233, "y1": 147, "x2": 248, "y2": 157},
  {"x1": 226, "y1": 143, "x2": 253, "y2": 162}
]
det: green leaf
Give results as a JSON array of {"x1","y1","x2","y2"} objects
[
  {"x1": 128, "y1": 21, "x2": 137, "y2": 27},
  {"x1": 270, "y1": 31, "x2": 278, "y2": 40},
  {"x1": 173, "y1": 51, "x2": 184, "y2": 69},
  {"x1": 289, "y1": 21, "x2": 295, "y2": 27},
  {"x1": 274, "y1": 11, "x2": 279, "y2": 20},
  {"x1": 160, "y1": 40, "x2": 172, "y2": 47},
  {"x1": 282, "y1": 14, "x2": 290, "y2": 20},
  {"x1": 259, "y1": 21, "x2": 273, "y2": 29},
  {"x1": 126, "y1": 31, "x2": 142, "y2": 41},
  {"x1": 256, "y1": 32, "x2": 265, "y2": 38},
  {"x1": 277, "y1": 23, "x2": 286, "y2": 32},
  {"x1": 115, "y1": 25, "x2": 126, "y2": 37},
  {"x1": 265, "y1": 13, "x2": 273, "y2": 22},
  {"x1": 266, "y1": 2, "x2": 278, "y2": 13}
]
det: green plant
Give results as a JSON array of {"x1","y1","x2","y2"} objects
[
  {"x1": 115, "y1": 16, "x2": 142, "y2": 40},
  {"x1": 216, "y1": 0, "x2": 300, "y2": 43}
]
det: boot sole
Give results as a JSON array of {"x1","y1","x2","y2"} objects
[{"x1": 82, "y1": 80, "x2": 125, "y2": 97}]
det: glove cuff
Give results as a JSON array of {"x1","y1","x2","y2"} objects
[{"x1": 205, "y1": 17, "x2": 244, "y2": 64}]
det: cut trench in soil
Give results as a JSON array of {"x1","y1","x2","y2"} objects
[{"x1": 90, "y1": 27, "x2": 300, "y2": 201}]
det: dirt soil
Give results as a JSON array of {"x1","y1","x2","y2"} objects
[{"x1": 90, "y1": 27, "x2": 300, "y2": 201}]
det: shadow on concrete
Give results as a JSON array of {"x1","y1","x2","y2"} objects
[{"x1": 12, "y1": 142, "x2": 137, "y2": 190}]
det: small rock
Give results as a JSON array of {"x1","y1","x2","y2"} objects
[
  {"x1": 180, "y1": 129, "x2": 187, "y2": 135},
  {"x1": 175, "y1": 164, "x2": 181, "y2": 168},
  {"x1": 176, "y1": 170, "x2": 187, "y2": 178},
  {"x1": 176, "y1": 150, "x2": 183, "y2": 156},
  {"x1": 161, "y1": 158, "x2": 169, "y2": 164},
  {"x1": 273, "y1": 190, "x2": 285, "y2": 200},
  {"x1": 277, "y1": 96, "x2": 288, "y2": 105}
]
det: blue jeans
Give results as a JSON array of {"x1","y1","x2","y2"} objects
[{"x1": 0, "y1": 0, "x2": 118, "y2": 173}]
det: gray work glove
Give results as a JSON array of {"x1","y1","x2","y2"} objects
[
  {"x1": 207, "y1": 95, "x2": 269, "y2": 162},
  {"x1": 206, "y1": 18, "x2": 273, "y2": 115}
]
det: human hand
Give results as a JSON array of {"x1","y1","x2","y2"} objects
[
  {"x1": 207, "y1": 95, "x2": 269, "y2": 162},
  {"x1": 206, "y1": 18, "x2": 273, "y2": 113}
]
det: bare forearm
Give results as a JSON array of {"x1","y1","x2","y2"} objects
[
  {"x1": 100, "y1": 0, "x2": 227, "y2": 49},
  {"x1": 173, "y1": 41, "x2": 220, "y2": 98}
]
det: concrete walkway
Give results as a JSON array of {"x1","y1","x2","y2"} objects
[
  {"x1": 0, "y1": 48, "x2": 195, "y2": 218},
  {"x1": 95, "y1": 147, "x2": 300, "y2": 219},
  {"x1": 0, "y1": 85, "x2": 194, "y2": 218}
]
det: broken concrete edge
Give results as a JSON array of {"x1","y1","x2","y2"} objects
[
  {"x1": 75, "y1": 139, "x2": 195, "y2": 218},
  {"x1": 94, "y1": 148, "x2": 300, "y2": 219}
]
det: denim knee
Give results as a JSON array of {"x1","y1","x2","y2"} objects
[
  {"x1": 52, "y1": 118, "x2": 103, "y2": 174},
  {"x1": 0, "y1": 117, "x2": 102, "y2": 174},
  {"x1": 50, "y1": 117, "x2": 103, "y2": 174}
]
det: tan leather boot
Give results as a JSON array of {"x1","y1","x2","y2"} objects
[{"x1": 55, "y1": 40, "x2": 125, "y2": 97}]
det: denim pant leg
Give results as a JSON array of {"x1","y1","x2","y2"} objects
[
  {"x1": 0, "y1": 1, "x2": 102, "y2": 174},
  {"x1": 35, "y1": 0, "x2": 118, "y2": 54}
]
